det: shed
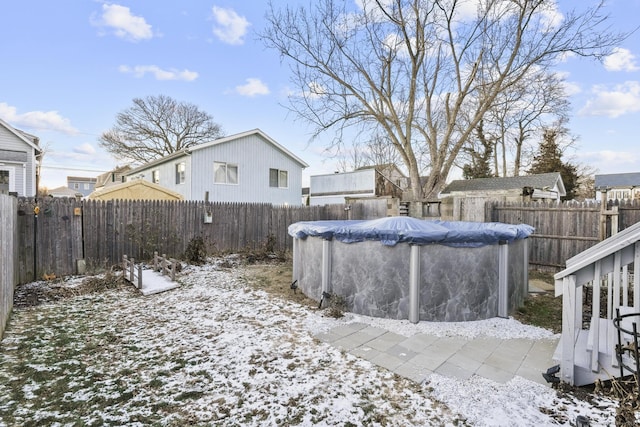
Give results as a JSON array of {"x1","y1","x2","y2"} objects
[
  {"x1": 439, "y1": 172, "x2": 566, "y2": 221},
  {"x1": 88, "y1": 179, "x2": 183, "y2": 201}
]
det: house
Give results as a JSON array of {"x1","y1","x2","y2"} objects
[
  {"x1": 67, "y1": 176, "x2": 97, "y2": 197},
  {"x1": 47, "y1": 186, "x2": 82, "y2": 198},
  {"x1": 0, "y1": 117, "x2": 42, "y2": 197},
  {"x1": 88, "y1": 179, "x2": 183, "y2": 201},
  {"x1": 124, "y1": 129, "x2": 308, "y2": 205},
  {"x1": 94, "y1": 165, "x2": 132, "y2": 191},
  {"x1": 594, "y1": 172, "x2": 640, "y2": 201},
  {"x1": 309, "y1": 164, "x2": 407, "y2": 205},
  {"x1": 439, "y1": 172, "x2": 566, "y2": 221}
]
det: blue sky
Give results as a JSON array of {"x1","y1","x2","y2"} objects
[{"x1": 1, "y1": 0, "x2": 639, "y2": 190}]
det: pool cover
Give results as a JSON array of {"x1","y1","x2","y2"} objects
[{"x1": 288, "y1": 216, "x2": 534, "y2": 248}]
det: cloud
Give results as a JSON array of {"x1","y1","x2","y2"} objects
[
  {"x1": 211, "y1": 6, "x2": 250, "y2": 45},
  {"x1": 234, "y1": 78, "x2": 270, "y2": 97},
  {"x1": 118, "y1": 65, "x2": 198, "y2": 81},
  {"x1": 578, "y1": 81, "x2": 640, "y2": 118},
  {"x1": 604, "y1": 47, "x2": 639, "y2": 72},
  {"x1": 91, "y1": 4, "x2": 153, "y2": 42},
  {"x1": 0, "y1": 102, "x2": 79, "y2": 135},
  {"x1": 577, "y1": 150, "x2": 638, "y2": 172},
  {"x1": 73, "y1": 143, "x2": 96, "y2": 155}
]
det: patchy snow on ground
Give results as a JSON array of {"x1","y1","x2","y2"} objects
[{"x1": 0, "y1": 260, "x2": 624, "y2": 426}]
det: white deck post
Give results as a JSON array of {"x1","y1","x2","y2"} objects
[
  {"x1": 409, "y1": 245, "x2": 421, "y2": 324},
  {"x1": 591, "y1": 261, "x2": 601, "y2": 372},
  {"x1": 611, "y1": 253, "x2": 622, "y2": 367},
  {"x1": 498, "y1": 242, "x2": 509, "y2": 318},
  {"x1": 635, "y1": 242, "x2": 640, "y2": 310},
  {"x1": 561, "y1": 275, "x2": 577, "y2": 385}
]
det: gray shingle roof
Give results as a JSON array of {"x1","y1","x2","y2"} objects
[
  {"x1": 440, "y1": 172, "x2": 564, "y2": 194},
  {"x1": 594, "y1": 172, "x2": 640, "y2": 189}
]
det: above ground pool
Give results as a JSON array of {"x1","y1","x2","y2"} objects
[{"x1": 289, "y1": 217, "x2": 534, "y2": 322}]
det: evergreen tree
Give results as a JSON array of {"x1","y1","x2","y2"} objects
[
  {"x1": 462, "y1": 121, "x2": 494, "y2": 179},
  {"x1": 528, "y1": 127, "x2": 579, "y2": 200}
]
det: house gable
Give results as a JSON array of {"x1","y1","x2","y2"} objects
[
  {"x1": 0, "y1": 117, "x2": 41, "y2": 197},
  {"x1": 123, "y1": 129, "x2": 307, "y2": 204}
]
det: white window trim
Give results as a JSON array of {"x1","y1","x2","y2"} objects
[
  {"x1": 0, "y1": 166, "x2": 15, "y2": 194},
  {"x1": 214, "y1": 161, "x2": 239, "y2": 185},
  {"x1": 269, "y1": 168, "x2": 289, "y2": 189}
]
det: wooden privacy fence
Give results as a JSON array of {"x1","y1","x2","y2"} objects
[
  {"x1": 14, "y1": 198, "x2": 351, "y2": 284},
  {"x1": 0, "y1": 195, "x2": 18, "y2": 339},
  {"x1": 487, "y1": 199, "x2": 640, "y2": 270},
  {"x1": 11, "y1": 197, "x2": 640, "y2": 284}
]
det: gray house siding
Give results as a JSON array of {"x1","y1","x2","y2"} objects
[
  {"x1": 191, "y1": 133, "x2": 302, "y2": 205},
  {"x1": 125, "y1": 130, "x2": 305, "y2": 205},
  {"x1": 0, "y1": 124, "x2": 38, "y2": 197}
]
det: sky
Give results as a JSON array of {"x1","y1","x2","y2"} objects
[{"x1": 1, "y1": 0, "x2": 639, "y2": 190}]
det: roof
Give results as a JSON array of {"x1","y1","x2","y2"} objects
[
  {"x1": 88, "y1": 179, "x2": 184, "y2": 201},
  {"x1": 440, "y1": 172, "x2": 566, "y2": 196},
  {"x1": 355, "y1": 163, "x2": 407, "y2": 177},
  {"x1": 95, "y1": 165, "x2": 132, "y2": 188},
  {"x1": 0, "y1": 117, "x2": 42, "y2": 153},
  {"x1": 594, "y1": 172, "x2": 640, "y2": 189},
  {"x1": 67, "y1": 176, "x2": 97, "y2": 182},
  {"x1": 127, "y1": 129, "x2": 309, "y2": 175},
  {"x1": 47, "y1": 186, "x2": 82, "y2": 198}
]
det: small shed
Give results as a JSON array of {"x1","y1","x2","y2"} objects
[
  {"x1": 88, "y1": 179, "x2": 183, "y2": 201},
  {"x1": 439, "y1": 172, "x2": 566, "y2": 221}
]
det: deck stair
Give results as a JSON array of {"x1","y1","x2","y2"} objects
[{"x1": 553, "y1": 221, "x2": 640, "y2": 386}]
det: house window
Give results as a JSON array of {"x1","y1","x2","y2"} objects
[
  {"x1": 84, "y1": 183, "x2": 90, "y2": 190},
  {"x1": 269, "y1": 168, "x2": 288, "y2": 188},
  {"x1": 214, "y1": 162, "x2": 238, "y2": 184},
  {"x1": 0, "y1": 170, "x2": 9, "y2": 195},
  {"x1": 175, "y1": 162, "x2": 186, "y2": 184},
  {"x1": 74, "y1": 183, "x2": 79, "y2": 189},
  {"x1": 152, "y1": 170, "x2": 160, "y2": 184}
]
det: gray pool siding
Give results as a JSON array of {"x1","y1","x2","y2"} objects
[{"x1": 293, "y1": 237, "x2": 528, "y2": 322}]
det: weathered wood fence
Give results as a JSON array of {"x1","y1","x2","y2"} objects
[
  {"x1": 0, "y1": 195, "x2": 18, "y2": 339},
  {"x1": 14, "y1": 198, "x2": 353, "y2": 284},
  {"x1": 487, "y1": 199, "x2": 640, "y2": 270},
  {"x1": 8, "y1": 197, "x2": 640, "y2": 285}
]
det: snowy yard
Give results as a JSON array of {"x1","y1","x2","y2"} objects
[{"x1": 0, "y1": 258, "x2": 624, "y2": 426}]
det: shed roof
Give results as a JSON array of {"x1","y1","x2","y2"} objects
[
  {"x1": 440, "y1": 172, "x2": 566, "y2": 196},
  {"x1": 88, "y1": 179, "x2": 183, "y2": 201},
  {"x1": 594, "y1": 172, "x2": 640, "y2": 189}
]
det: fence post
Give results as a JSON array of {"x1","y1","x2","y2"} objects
[
  {"x1": 137, "y1": 264, "x2": 143, "y2": 289},
  {"x1": 130, "y1": 257, "x2": 135, "y2": 283},
  {"x1": 122, "y1": 255, "x2": 128, "y2": 281},
  {"x1": 170, "y1": 259, "x2": 176, "y2": 281}
]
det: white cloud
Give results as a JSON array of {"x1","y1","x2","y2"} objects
[
  {"x1": 235, "y1": 78, "x2": 270, "y2": 97},
  {"x1": 0, "y1": 102, "x2": 79, "y2": 135},
  {"x1": 577, "y1": 150, "x2": 638, "y2": 173},
  {"x1": 604, "y1": 47, "x2": 639, "y2": 72},
  {"x1": 91, "y1": 4, "x2": 153, "y2": 42},
  {"x1": 118, "y1": 65, "x2": 198, "y2": 81},
  {"x1": 73, "y1": 143, "x2": 96, "y2": 155},
  {"x1": 578, "y1": 81, "x2": 640, "y2": 118},
  {"x1": 211, "y1": 6, "x2": 249, "y2": 45}
]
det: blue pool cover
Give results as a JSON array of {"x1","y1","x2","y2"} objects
[{"x1": 288, "y1": 216, "x2": 534, "y2": 248}]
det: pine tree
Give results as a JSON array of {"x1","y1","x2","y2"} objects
[{"x1": 528, "y1": 127, "x2": 578, "y2": 200}]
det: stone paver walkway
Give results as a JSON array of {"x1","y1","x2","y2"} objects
[{"x1": 315, "y1": 322, "x2": 559, "y2": 386}]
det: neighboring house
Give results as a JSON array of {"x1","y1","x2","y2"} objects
[
  {"x1": 124, "y1": 129, "x2": 308, "y2": 205},
  {"x1": 439, "y1": 172, "x2": 566, "y2": 222},
  {"x1": 88, "y1": 179, "x2": 183, "y2": 201},
  {"x1": 0, "y1": 117, "x2": 42, "y2": 197},
  {"x1": 47, "y1": 186, "x2": 82, "y2": 198},
  {"x1": 309, "y1": 164, "x2": 407, "y2": 206},
  {"x1": 594, "y1": 172, "x2": 640, "y2": 201},
  {"x1": 67, "y1": 176, "x2": 97, "y2": 197},
  {"x1": 94, "y1": 165, "x2": 132, "y2": 191}
]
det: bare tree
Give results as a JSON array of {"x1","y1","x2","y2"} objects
[
  {"x1": 481, "y1": 69, "x2": 570, "y2": 177},
  {"x1": 337, "y1": 133, "x2": 404, "y2": 172},
  {"x1": 263, "y1": 0, "x2": 624, "y2": 199},
  {"x1": 100, "y1": 95, "x2": 223, "y2": 164}
]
